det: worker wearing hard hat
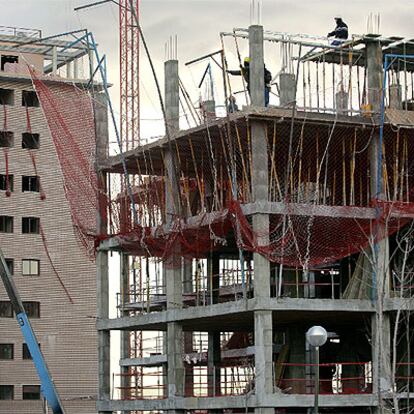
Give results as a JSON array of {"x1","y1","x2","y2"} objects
[
  {"x1": 228, "y1": 57, "x2": 251, "y2": 90},
  {"x1": 327, "y1": 17, "x2": 349, "y2": 46},
  {"x1": 227, "y1": 57, "x2": 272, "y2": 106}
]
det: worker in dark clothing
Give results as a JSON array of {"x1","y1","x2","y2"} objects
[
  {"x1": 328, "y1": 17, "x2": 348, "y2": 46},
  {"x1": 227, "y1": 57, "x2": 272, "y2": 106},
  {"x1": 228, "y1": 57, "x2": 251, "y2": 89},
  {"x1": 227, "y1": 95, "x2": 239, "y2": 113}
]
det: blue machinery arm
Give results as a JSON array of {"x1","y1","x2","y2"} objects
[{"x1": 0, "y1": 250, "x2": 65, "y2": 414}]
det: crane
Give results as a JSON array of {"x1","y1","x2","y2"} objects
[{"x1": 0, "y1": 250, "x2": 65, "y2": 414}]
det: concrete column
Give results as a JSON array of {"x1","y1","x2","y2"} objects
[
  {"x1": 94, "y1": 89, "x2": 111, "y2": 413},
  {"x1": 89, "y1": 47, "x2": 95, "y2": 75},
  {"x1": 207, "y1": 253, "x2": 220, "y2": 305},
  {"x1": 249, "y1": 25, "x2": 273, "y2": 414},
  {"x1": 164, "y1": 59, "x2": 184, "y2": 411},
  {"x1": 286, "y1": 327, "x2": 306, "y2": 393},
  {"x1": 254, "y1": 311, "x2": 273, "y2": 392},
  {"x1": 73, "y1": 58, "x2": 79, "y2": 79},
  {"x1": 366, "y1": 39, "x2": 392, "y2": 406},
  {"x1": 366, "y1": 38, "x2": 385, "y2": 241},
  {"x1": 366, "y1": 40, "x2": 383, "y2": 117},
  {"x1": 335, "y1": 90, "x2": 349, "y2": 115},
  {"x1": 167, "y1": 322, "x2": 184, "y2": 396},
  {"x1": 97, "y1": 249, "x2": 111, "y2": 412},
  {"x1": 120, "y1": 253, "x2": 130, "y2": 405},
  {"x1": 52, "y1": 46, "x2": 58, "y2": 75},
  {"x1": 207, "y1": 253, "x2": 221, "y2": 397},
  {"x1": 66, "y1": 61, "x2": 72, "y2": 79},
  {"x1": 249, "y1": 25, "x2": 265, "y2": 107},
  {"x1": 207, "y1": 332, "x2": 221, "y2": 397},
  {"x1": 279, "y1": 73, "x2": 296, "y2": 107},
  {"x1": 182, "y1": 260, "x2": 193, "y2": 396},
  {"x1": 389, "y1": 83, "x2": 402, "y2": 109},
  {"x1": 250, "y1": 25, "x2": 270, "y2": 299},
  {"x1": 164, "y1": 59, "x2": 181, "y2": 223},
  {"x1": 94, "y1": 93, "x2": 109, "y2": 165}
]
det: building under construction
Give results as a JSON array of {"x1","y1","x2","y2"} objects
[
  {"x1": 91, "y1": 23, "x2": 414, "y2": 414},
  {"x1": 1, "y1": 11, "x2": 414, "y2": 414}
]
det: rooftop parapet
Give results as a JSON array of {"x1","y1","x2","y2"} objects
[{"x1": 0, "y1": 27, "x2": 93, "y2": 81}]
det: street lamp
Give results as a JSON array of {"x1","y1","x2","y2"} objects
[{"x1": 306, "y1": 326, "x2": 328, "y2": 414}]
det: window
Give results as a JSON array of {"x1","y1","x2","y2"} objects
[
  {"x1": 0, "y1": 174, "x2": 13, "y2": 192},
  {"x1": 22, "y1": 90, "x2": 39, "y2": 107},
  {"x1": 23, "y1": 302, "x2": 40, "y2": 318},
  {"x1": 0, "y1": 131, "x2": 13, "y2": 147},
  {"x1": 0, "y1": 301, "x2": 13, "y2": 318},
  {"x1": 22, "y1": 133, "x2": 40, "y2": 149},
  {"x1": 0, "y1": 88, "x2": 14, "y2": 105},
  {"x1": 0, "y1": 344, "x2": 13, "y2": 360},
  {"x1": 0, "y1": 216, "x2": 13, "y2": 233},
  {"x1": 22, "y1": 385, "x2": 40, "y2": 400},
  {"x1": 1, "y1": 55, "x2": 18, "y2": 71},
  {"x1": 5, "y1": 258, "x2": 13, "y2": 275},
  {"x1": 22, "y1": 217, "x2": 39, "y2": 234},
  {"x1": 22, "y1": 259, "x2": 39, "y2": 276},
  {"x1": 22, "y1": 176, "x2": 39, "y2": 192},
  {"x1": 23, "y1": 343, "x2": 40, "y2": 360},
  {"x1": 0, "y1": 385, "x2": 13, "y2": 400}
]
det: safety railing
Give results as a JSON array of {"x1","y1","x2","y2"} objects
[
  {"x1": 185, "y1": 366, "x2": 255, "y2": 397},
  {"x1": 117, "y1": 285, "x2": 166, "y2": 316},
  {"x1": 392, "y1": 271, "x2": 414, "y2": 298},
  {"x1": 395, "y1": 362, "x2": 414, "y2": 391},
  {"x1": 274, "y1": 281, "x2": 341, "y2": 299},
  {"x1": 277, "y1": 362, "x2": 372, "y2": 394},
  {"x1": 273, "y1": 267, "x2": 341, "y2": 299},
  {"x1": 116, "y1": 368, "x2": 166, "y2": 400},
  {"x1": 0, "y1": 25, "x2": 41, "y2": 38},
  {"x1": 181, "y1": 265, "x2": 254, "y2": 307}
]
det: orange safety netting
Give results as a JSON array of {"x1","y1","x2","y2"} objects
[
  {"x1": 114, "y1": 199, "x2": 410, "y2": 268},
  {"x1": 30, "y1": 70, "x2": 100, "y2": 257}
]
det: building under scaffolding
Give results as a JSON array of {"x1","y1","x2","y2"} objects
[{"x1": 91, "y1": 25, "x2": 414, "y2": 414}]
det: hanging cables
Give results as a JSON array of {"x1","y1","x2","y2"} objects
[{"x1": 126, "y1": 0, "x2": 183, "y2": 218}]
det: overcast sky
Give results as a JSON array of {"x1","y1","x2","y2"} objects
[{"x1": 1, "y1": 0, "x2": 414, "y2": 141}]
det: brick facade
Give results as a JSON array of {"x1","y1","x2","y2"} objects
[{"x1": 0, "y1": 75, "x2": 98, "y2": 413}]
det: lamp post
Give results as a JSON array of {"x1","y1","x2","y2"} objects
[{"x1": 306, "y1": 326, "x2": 328, "y2": 414}]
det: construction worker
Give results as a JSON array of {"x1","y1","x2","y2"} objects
[
  {"x1": 227, "y1": 57, "x2": 272, "y2": 106},
  {"x1": 227, "y1": 95, "x2": 239, "y2": 113},
  {"x1": 328, "y1": 17, "x2": 349, "y2": 46}
]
